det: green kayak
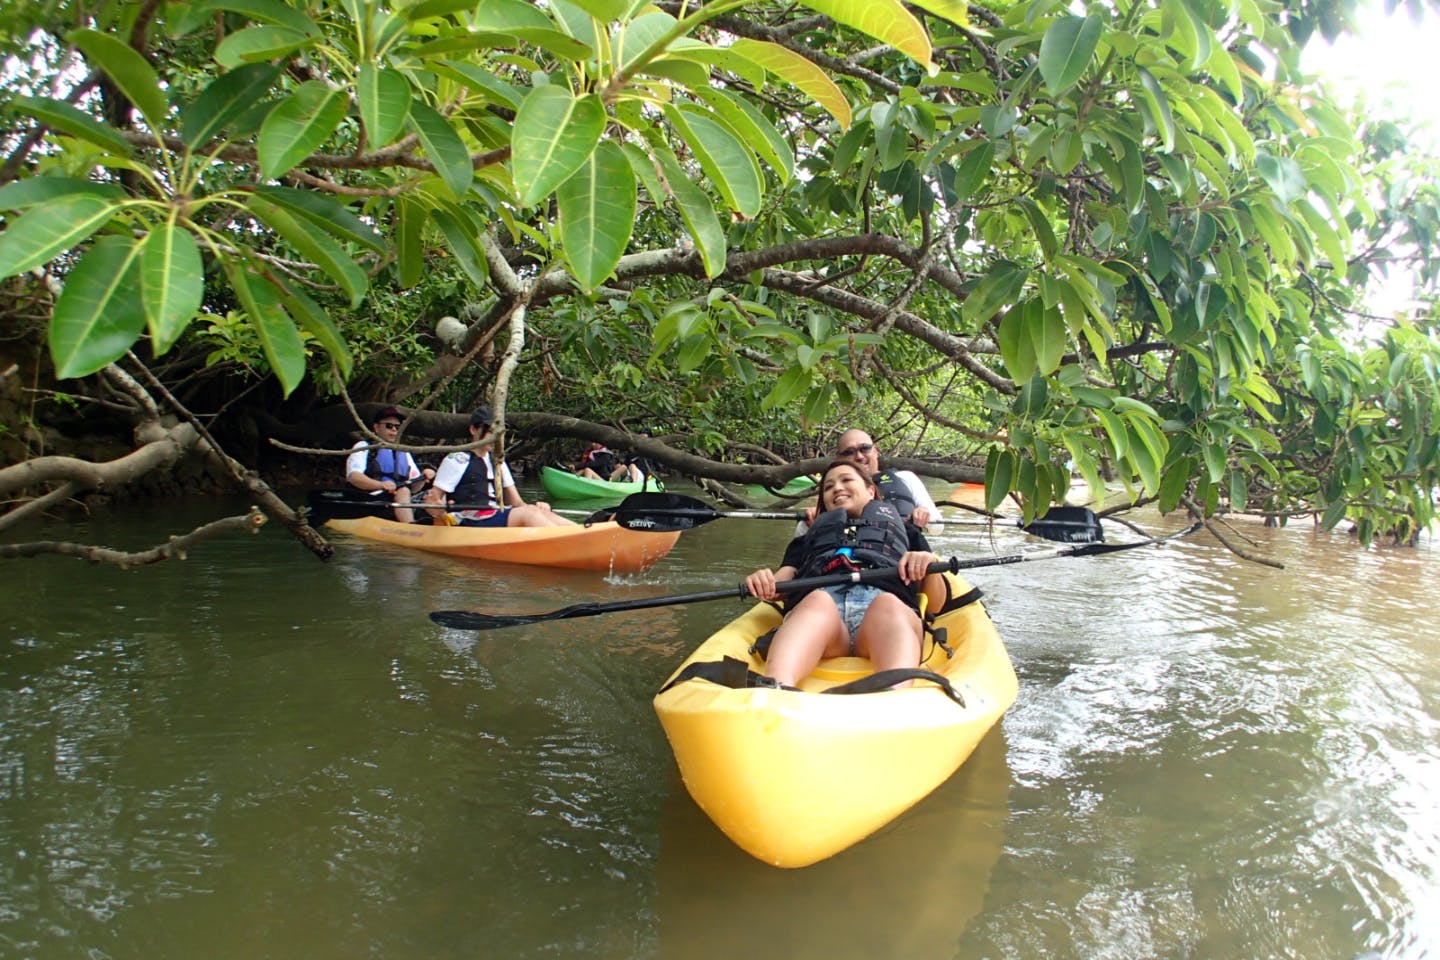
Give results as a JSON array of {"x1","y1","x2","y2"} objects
[
  {"x1": 743, "y1": 475, "x2": 817, "y2": 500},
  {"x1": 539, "y1": 465, "x2": 664, "y2": 500}
]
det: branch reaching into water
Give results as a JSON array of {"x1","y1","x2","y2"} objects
[{"x1": 0, "y1": 508, "x2": 267, "y2": 567}]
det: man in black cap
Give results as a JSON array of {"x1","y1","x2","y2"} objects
[
  {"x1": 425, "y1": 406, "x2": 575, "y2": 527},
  {"x1": 344, "y1": 405, "x2": 432, "y2": 523}
]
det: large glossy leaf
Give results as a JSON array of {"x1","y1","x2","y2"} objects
[
  {"x1": 68, "y1": 29, "x2": 169, "y2": 132},
  {"x1": 667, "y1": 105, "x2": 763, "y2": 217},
  {"x1": 180, "y1": 63, "x2": 284, "y2": 148},
  {"x1": 1038, "y1": 15, "x2": 1103, "y2": 95},
  {"x1": 654, "y1": 147, "x2": 726, "y2": 278},
  {"x1": 186, "y1": 0, "x2": 320, "y2": 36},
  {"x1": 997, "y1": 303, "x2": 1036, "y2": 382},
  {"x1": 1029, "y1": 298, "x2": 1068, "y2": 375},
  {"x1": 408, "y1": 100, "x2": 475, "y2": 199},
  {"x1": 395, "y1": 196, "x2": 425, "y2": 288},
  {"x1": 0, "y1": 194, "x2": 115, "y2": 279},
  {"x1": 1256, "y1": 151, "x2": 1307, "y2": 205},
  {"x1": 250, "y1": 186, "x2": 386, "y2": 252},
  {"x1": 13, "y1": 95, "x2": 133, "y2": 156},
  {"x1": 730, "y1": 39, "x2": 852, "y2": 129},
  {"x1": 49, "y1": 236, "x2": 145, "y2": 379},
  {"x1": 432, "y1": 206, "x2": 491, "y2": 290},
  {"x1": 226, "y1": 260, "x2": 306, "y2": 397},
  {"x1": 357, "y1": 63, "x2": 411, "y2": 147},
  {"x1": 139, "y1": 220, "x2": 204, "y2": 357},
  {"x1": 564, "y1": 0, "x2": 636, "y2": 20},
  {"x1": 795, "y1": 0, "x2": 932, "y2": 69},
  {"x1": 615, "y1": 11, "x2": 677, "y2": 72},
  {"x1": 689, "y1": 87, "x2": 794, "y2": 183},
  {"x1": 1135, "y1": 67, "x2": 1176, "y2": 151},
  {"x1": 247, "y1": 195, "x2": 369, "y2": 307},
  {"x1": 278, "y1": 281, "x2": 353, "y2": 379},
  {"x1": 257, "y1": 81, "x2": 349, "y2": 180},
  {"x1": 556, "y1": 140, "x2": 637, "y2": 290},
  {"x1": 433, "y1": 60, "x2": 523, "y2": 110},
  {"x1": 214, "y1": 25, "x2": 314, "y2": 68},
  {"x1": 907, "y1": 0, "x2": 969, "y2": 26},
  {"x1": 0, "y1": 177, "x2": 123, "y2": 209},
  {"x1": 512, "y1": 86, "x2": 606, "y2": 207}
]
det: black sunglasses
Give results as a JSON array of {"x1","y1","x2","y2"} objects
[
  {"x1": 838, "y1": 442, "x2": 875, "y2": 458},
  {"x1": 377, "y1": 421, "x2": 402, "y2": 429}
]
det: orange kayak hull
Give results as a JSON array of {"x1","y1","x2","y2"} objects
[{"x1": 323, "y1": 516, "x2": 679, "y2": 572}]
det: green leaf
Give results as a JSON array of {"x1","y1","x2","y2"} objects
[
  {"x1": 0, "y1": 177, "x2": 124, "y2": 209},
  {"x1": 407, "y1": 100, "x2": 475, "y2": 199},
  {"x1": 1095, "y1": 408, "x2": 1129, "y2": 458},
  {"x1": 668, "y1": 105, "x2": 764, "y2": 218},
  {"x1": 563, "y1": 0, "x2": 635, "y2": 21},
  {"x1": 395, "y1": 196, "x2": 425, "y2": 289},
  {"x1": 247, "y1": 195, "x2": 369, "y2": 307},
  {"x1": 214, "y1": 25, "x2": 314, "y2": 68},
  {"x1": 68, "y1": 29, "x2": 169, "y2": 132},
  {"x1": 997, "y1": 304, "x2": 1036, "y2": 383},
  {"x1": 250, "y1": 186, "x2": 386, "y2": 252},
  {"x1": 654, "y1": 147, "x2": 727, "y2": 277},
  {"x1": 1256, "y1": 152, "x2": 1306, "y2": 205},
  {"x1": 0, "y1": 194, "x2": 115, "y2": 279},
  {"x1": 953, "y1": 140, "x2": 994, "y2": 202},
  {"x1": 139, "y1": 220, "x2": 204, "y2": 357},
  {"x1": 48, "y1": 236, "x2": 145, "y2": 379},
  {"x1": 1158, "y1": 457, "x2": 1191, "y2": 512},
  {"x1": 257, "y1": 81, "x2": 348, "y2": 180},
  {"x1": 512, "y1": 86, "x2": 606, "y2": 207},
  {"x1": 432, "y1": 206, "x2": 491, "y2": 290},
  {"x1": 907, "y1": 0, "x2": 969, "y2": 27},
  {"x1": 226, "y1": 260, "x2": 306, "y2": 397},
  {"x1": 1135, "y1": 67, "x2": 1176, "y2": 152},
  {"x1": 1038, "y1": 15, "x2": 1103, "y2": 95},
  {"x1": 180, "y1": 63, "x2": 284, "y2": 148},
  {"x1": 13, "y1": 95, "x2": 133, "y2": 156},
  {"x1": 984, "y1": 447, "x2": 1016, "y2": 511},
  {"x1": 762, "y1": 366, "x2": 811, "y2": 410},
  {"x1": 556, "y1": 141, "x2": 637, "y2": 291},
  {"x1": 187, "y1": 0, "x2": 320, "y2": 36},
  {"x1": 1029, "y1": 298, "x2": 1068, "y2": 375},
  {"x1": 689, "y1": 87, "x2": 795, "y2": 183},
  {"x1": 278, "y1": 281, "x2": 353, "y2": 379},
  {"x1": 792, "y1": 0, "x2": 932, "y2": 69},
  {"x1": 730, "y1": 39, "x2": 852, "y2": 129},
  {"x1": 358, "y1": 63, "x2": 411, "y2": 147}
]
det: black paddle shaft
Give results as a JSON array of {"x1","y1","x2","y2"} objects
[
  {"x1": 427, "y1": 561, "x2": 949, "y2": 631},
  {"x1": 426, "y1": 523, "x2": 1204, "y2": 632}
]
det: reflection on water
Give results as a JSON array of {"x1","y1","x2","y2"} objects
[{"x1": 1, "y1": 496, "x2": 1437, "y2": 958}]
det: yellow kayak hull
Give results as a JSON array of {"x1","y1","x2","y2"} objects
[
  {"x1": 653, "y1": 573, "x2": 1017, "y2": 867},
  {"x1": 324, "y1": 516, "x2": 679, "y2": 572}
]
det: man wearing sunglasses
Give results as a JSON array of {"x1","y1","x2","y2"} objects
[
  {"x1": 345, "y1": 405, "x2": 432, "y2": 523},
  {"x1": 834, "y1": 428, "x2": 937, "y2": 531}
]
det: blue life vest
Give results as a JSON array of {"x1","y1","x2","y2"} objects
[{"x1": 363, "y1": 448, "x2": 411, "y2": 484}]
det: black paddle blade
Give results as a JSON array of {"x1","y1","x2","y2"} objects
[
  {"x1": 610, "y1": 492, "x2": 722, "y2": 531},
  {"x1": 1023, "y1": 506, "x2": 1104, "y2": 543},
  {"x1": 429, "y1": 609, "x2": 580, "y2": 630}
]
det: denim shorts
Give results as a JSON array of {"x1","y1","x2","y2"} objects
[{"x1": 819, "y1": 583, "x2": 884, "y2": 652}]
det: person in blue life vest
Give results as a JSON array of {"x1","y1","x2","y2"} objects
[
  {"x1": 344, "y1": 406, "x2": 434, "y2": 523},
  {"x1": 743, "y1": 460, "x2": 945, "y2": 688},
  {"x1": 425, "y1": 406, "x2": 576, "y2": 527}
]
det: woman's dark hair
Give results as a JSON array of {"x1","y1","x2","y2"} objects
[{"x1": 814, "y1": 459, "x2": 880, "y2": 514}]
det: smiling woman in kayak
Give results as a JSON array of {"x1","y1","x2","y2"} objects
[{"x1": 742, "y1": 460, "x2": 944, "y2": 687}]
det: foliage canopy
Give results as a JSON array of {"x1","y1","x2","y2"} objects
[{"x1": 2, "y1": 0, "x2": 1439, "y2": 546}]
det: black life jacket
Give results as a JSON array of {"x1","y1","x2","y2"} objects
[
  {"x1": 363, "y1": 448, "x2": 411, "y2": 484},
  {"x1": 798, "y1": 500, "x2": 911, "y2": 578},
  {"x1": 873, "y1": 470, "x2": 917, "y2": 520},
  {"x1": 449, "y1": 452, "x2": 498, "y2": 508}
]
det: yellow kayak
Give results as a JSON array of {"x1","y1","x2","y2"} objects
[
  {"x1": 653, "y1": 572, "x2": 1017, "y2": 868},
  {"x1": 323, "y1": 515, "x2": 679, "y2": 572}
]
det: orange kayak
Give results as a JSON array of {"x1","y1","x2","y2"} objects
[{"x1": 323, "y1": 515, "x2": 679, "y2": 572}]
